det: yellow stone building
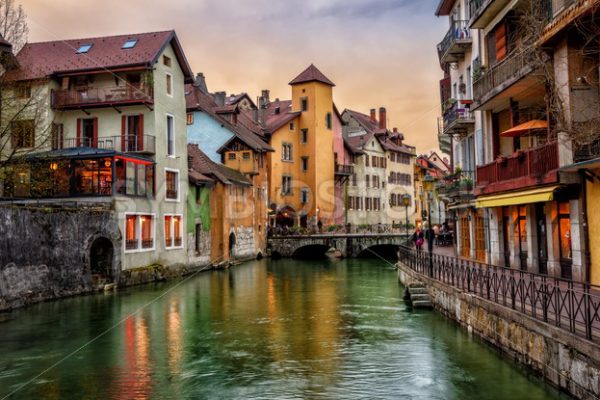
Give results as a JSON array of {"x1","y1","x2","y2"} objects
[{"x1": 261, "y1": 65, "x2": 337, "y2": 228}]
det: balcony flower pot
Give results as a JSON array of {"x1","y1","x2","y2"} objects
[{"x1": 496, "y1": 156, "x2": 507, "y2": 164}]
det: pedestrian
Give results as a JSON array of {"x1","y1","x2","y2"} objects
[
  {"x1": 425, "y1": 223, "x2": 435, "y2": 253},
  {"x1": 317, "y1": 219, "x2": 323, "y2": 233},
  {"x1": 412, "y1": 227, "x2": 424, "y2": 252}
]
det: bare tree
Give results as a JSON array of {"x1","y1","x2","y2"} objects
[{"x1": 0, "y1": 0, "x2": 27, "y2": 53}]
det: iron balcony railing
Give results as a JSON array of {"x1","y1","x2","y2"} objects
[
  {"x1": 52, "y1": 85, "x2": 153, "y2": 109},
  {"x1": 437, "y1": 20, "x2": 472, "y2": 64},
  {"x1": 335, "y1": 164, "x2": 354, "y2": 175},
  {"x1": 574, "y1": 138, "x2": 600, "y2": 163},
  {"x1": 476, "y1": 141, "x2": 558, "y2": 186},
  {"x1": 443, "y1": 101, "x2": 474, "y2": 132},
  {"x1": 549, "y1": 0, "x2": 577, "y2": 18},
  {"x1": 436, "y1": 169, "x2": 475, "y2": 197},
  {"x1": 473, "y1": 47, "x2": 538, "y2": 105},
  {"x1": 469, "y1": 0, "x2": 488, "y2": 18},
  {"x1": 59, "y1": 135, "x2": 156, "y2": 155},
  {"x1": 398, "y1": 245, "x2": 600, "y2": 341}
]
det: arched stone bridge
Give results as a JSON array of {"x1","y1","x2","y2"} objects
[{"x1": 267, "y1": 233, "x2": 409, "y2": 259}]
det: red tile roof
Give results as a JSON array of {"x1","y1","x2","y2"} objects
[
  {"x1": 188, "y1": 144, "x2": 251, "y2": 186},
  {"x1": 6, "y1": 30, "x2": 193, "y2": 82},
  {"x1": 289, "y1": 64, "x2": 335, "y2": 86},
  {"x1": 262, "y1": 100, "x2": 301, "y2": 134}
]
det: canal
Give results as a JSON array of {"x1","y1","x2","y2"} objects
[{"x1": 0, "y1": 258, "x2": 567, "y2": 399}]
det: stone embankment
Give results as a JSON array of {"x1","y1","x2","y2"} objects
[{"x1": 397, "y1": 260, "x2": 600, "y2": 400}]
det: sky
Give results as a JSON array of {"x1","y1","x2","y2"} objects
[{"x1": 20, "y1": 0, "x2": 447, "y2": 155}]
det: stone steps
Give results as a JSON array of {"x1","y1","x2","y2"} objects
[{"x1": 404, "y1": 282, "x2": 433, "y2": 309}]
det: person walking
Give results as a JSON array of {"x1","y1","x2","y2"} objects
[
  {"x1": 412, "y1": 227, "x2": 424, "y2": 252},
  {"x1": 425, "y1": 223, "x2": 435, "y2": 253}
]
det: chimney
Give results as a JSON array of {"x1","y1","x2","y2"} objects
[
  {"x1": 214, "y1": 91, "x2": 226, "y2": 106},
  {"x1": 259, "y1": 89, "x2": 270, "y2": 108},
  {"x1": 370, "y1": 108, "x2": 377, "y2": 123},
  {"x1": 379, "y1": 107, "x2": 387, "y2": 129},
  {"x1": 194, "y1": 72, "x2": 208, "y2": 94},
  {"x1": 253, "y1": 108, "x2": 259, "y2": 123}
]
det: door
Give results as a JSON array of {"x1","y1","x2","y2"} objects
[
  {"x1": 502, "y1": 207, "x2": 511, "y2": 267},
  {"x1": 536, "y1": 204, "x2": 548, "y2": 275},
  {"x1": 127, "y1": 115, "x2": 141, "y2": 151},
  {"x1": 558, "y1": 202, "x2": 573, "y2": 280},
  {"x1": 516, "y1": 205, "x2": 528, "y2": 271},
  {"x1": 460, "y1": 211, "x2": 471, "y2": 258},
  {"x1": 81, "y1": 119, "x2": 96, "y2": 147},
  {"x1": 474, "y1": 212, "x2": 486, "y2": 262}
]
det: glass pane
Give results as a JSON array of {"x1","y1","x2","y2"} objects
[
  {"x1": 140, "y1": 216, "x2": 153, "y2": 248},
  {"x1": 559, "y1": 216, "x2": 572, "y2": 260},
  {"x1": 559, "y1": 201, "x2": 570, "y2": 215},
  {"x1": 174, "y1": 216, "x2": 182, "y2": 246},
  {"x1": 115, "y1": 159, "x2": 125, "y2": 195},
  {"x1": 126, "y1": 161, "x2": 136, "y2": 195},
  {"x1": 137, "y1": 164, "x2": 146, "y2": 197},
  {"x1": 164, "y1": 216, "x2": 172, "y2": 247},
  {"x1": 146, "y1": 165, "x2": 154, "y2": 197},
  {"x1": 125, "y1": 215, "x2": 137, "y2": 250},
  {"x1": 99, "y1": 158, "x2": 112, "y2": 196}
]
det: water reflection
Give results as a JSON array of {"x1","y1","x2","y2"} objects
[{"x1": 0, "y1": 258, "x2": 566, "y2": 399}]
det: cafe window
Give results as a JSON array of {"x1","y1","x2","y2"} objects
[
  {"x1": 558, "y1": 202, "x2": 572, "y2": 262},
  {"x1": 125, "y1": 214, "x2": 155, "y2": 252},
  {"x1": 115, "y1": 158, "x2": 154, "y2": 197},
  {"x1": 164, "y1": 214, "x2": 183, "y2": 249},
  {"x1": 166, "y1": 169, "x2": 179, "y2": 200}
]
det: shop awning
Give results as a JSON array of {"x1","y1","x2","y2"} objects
[
  {"x1": 560, "y1": 156, "x2": 600, "y2": 172},
  {"x1": 476, "y1": 186, "x2": 560, "y2": 208},
  {"x1": 500, "y1": 119, "x2": 548, "y2": 138}
]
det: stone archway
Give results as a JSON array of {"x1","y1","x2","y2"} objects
[
  {"x1": 229, "y1": 231, "x2": 236, "y2": 259},
  {"x1": 90, "y1": 237, "x2": 114, "y2": 285}
]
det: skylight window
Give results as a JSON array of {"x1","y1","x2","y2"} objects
[
  {"x1": 122, "y1": 39, "x2": 138, "y2": 49},
  {"x1": 76, "y1": 44, "x2": 92, "y2": 54}
]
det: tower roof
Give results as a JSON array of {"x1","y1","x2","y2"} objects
[{"x1": 289, "y1": 64, "x2": 335, "y2": 86}]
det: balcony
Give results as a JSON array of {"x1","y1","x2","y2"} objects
[
  {"x1": 60, "y1": 135, "x2": 156, "y2": 155},
  {"x1": 438, "y1": 133, "x2": 452, "y2": 155},
  {"x1": 541, "y1": 0, "x2": 591, "y2": 44},
  {"x1": 51, "y1": 85, "x2": 153, "y2": 110},
  {"x1": 472, "y1": 47, "x2": 541, "y2": 110},
  {"x1": 335, "y1": 164, "x2": 354, "y2": 176},
  {"x1": 469, "y1": 0, "x2": 513, "y2": 29},
  {"x1": 437, "y1": 169, "x2": 475, "y2": 202},
  {"x1": 439, "y1": 101, "x2": 475, "y2": 136},
  {"x1": 437, "y1": 20, "x2": 472, "y2": 65},
  {"x1": 574, "y1": 138, "x2": 600, "y2": 163},
  {"x1": 475, "y1": 141, "x2": 559, "y2": 195}
]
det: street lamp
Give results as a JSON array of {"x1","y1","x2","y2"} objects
[
  {"x1": 423, "y1": 174, "x2": 436, "y2": 277},
  {"x1": 402, "y1": 193, "x2": 411, "y2": 238}
]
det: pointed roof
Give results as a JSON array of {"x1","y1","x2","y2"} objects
[
  {"x1": 289, "y1": 64, "x2": 335, "y2": 86},
  {"x1": 188, "y1": 144, "x2": 251, "y2": 186}
]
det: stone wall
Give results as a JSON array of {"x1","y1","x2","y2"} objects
[
  {"x1": 397, "y1": 261, "x2": 600, "y2": 400},
  {"x1": 187, "y1": 226, "x2": 211, "y2": 267},
  {"x1": 233, "y1": 226, "x2": 257, "y2": 260},
  {"x1": 0, "y1": 204, "x2": 120, "y2": 311}
]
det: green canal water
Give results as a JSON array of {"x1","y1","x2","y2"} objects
[{"x1": 0, "y1": 258, "x2": 567, "y2": 399}]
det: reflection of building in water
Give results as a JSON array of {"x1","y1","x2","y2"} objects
[
  {"x1": 115, "y1": 315, "x2": 153, "y2": 400},
  {"x1": 166, "y1": 298, "x2": 183, "y2": 377}
]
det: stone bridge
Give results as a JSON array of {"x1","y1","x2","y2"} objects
[{"x1": 267, "y1": 233, "x2": 409, "y2": 259}]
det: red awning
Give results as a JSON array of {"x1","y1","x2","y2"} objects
[{"x1": 500, "y1": 120, "x2": 548, "y2": 138}]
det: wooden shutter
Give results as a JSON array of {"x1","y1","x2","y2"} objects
[
  {"x1": 76, "y1": 118, "x2": 82, "y2": 147},
  {"x1": 495, "y1": 24, "x2": 507, "y2": 62},
  {"x1": 92, "y1": 117, "x2": 98, "y2": 148},
  {"x1": 138, "y1": 113, "x2": 144, "y2": 151},
  {"x1": 121, "y1": 115, "x2": 126, "y2": 151}
]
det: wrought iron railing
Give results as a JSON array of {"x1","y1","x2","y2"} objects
[
  {"x1": 59, "y1": 135, "x2": 156, "y2": 154},
  {"x1": 476, "y1": 141, "x2": 558, "y2": 186},
  {"x1": 335, "y1": 164, "x2": 354, "y2": 175},
  {"x1": 442, "y1": 101, "x2": 474, "y2": 133},
  {"x1": 398, "y1": 245, "x2": 600, "y2": 341},
  {"x1": 437, "y1": 170, "x2": 475, "y2": 197},
  {"x1": 473, "y1": 47, "x2": 538, "y2": 104},
  {"x1": 574, "y1": 138, "x2": 600, "y2": 163},
  {"x1": 469, "y1": 0, "x2": 489, "y2": 19},
  {"x1": 52, "y1": 85, "x2": 153, "y2": 109},
  {"x1": 437, "y1": 20, "x2": 471, "y2": 63}
]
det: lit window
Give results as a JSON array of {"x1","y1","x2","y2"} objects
[
  {"x1": 164, "y1": 215, "x2": 183, "y2": 249},
  {"x1": 186, "y1": 113, "x2": 194, "y2": 125},
  {"x1": 76, "y1": 44, "x2": 92, "y2": 54},
  {"x1": 124, "y1": 214, "x2": 154, "y2": 252},
  {"x1": 122, "y1": 39, "x2": 138, "y2": 49},
  {"x1": 125, "y1": 215, "x2": 137, "y2": 250}
]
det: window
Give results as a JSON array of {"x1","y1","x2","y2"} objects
[
  {"x1": 165, "y1": 169, "x2": 179, "y2": 200},
  {"x1": 228, "y1": 153, "x2": 236, "y2": 160},
  {"x1": 115, "y1": 158, "x2": 154, "y2": 197},
  {"x1": 122, "y1": 39, "x2": 138, "y2": 49},
  {"x1": 166, "y1": 115, "x2": 175, "y2": 156},
  {"x1": 365, "y1": 156, "x2": 370, "y2": 167},
  {"x1": 195, "y1": 223, "x2": 203, "y2": 253},
  {"x1": 301, "y1": 128, "x2": 308, "y2": 144},
  {"x1": 352, "y1": 173, "x2": 357, "y2": 186},
  {"x1": 282, "y1": 176, "x2": 292, "y2": 195},
  {"x1": 11, "y1": 120, "x2": 34, "y2": 149},
  {"x1": 76, "y1": 44, "x2": 92, "y2": 54},
  {"x1": 366, "y1": 175, "x2": 370, "y2": 188},
  {"x1": 301, "y1": 97, "x2": 308, "y2": 112},
  {"x1": 164, "y1": 214, "x2": 183, "y2": 248},
  {"x1": 166, "y1": 73, "x2": 173, "y2": 96},
  {"x1": 186, "y1": 113, "x2": 194, "y2": 125},
  {"x1": 301, "y1": 156, "x2": 308, "y2": 172},
  {"x1": 16, "y1": 84, "x2": 31, "y2": 99},
  {"x1": 124, "y1": 214, "x2": 155, "y2": 252},
  {"x1": 51, "y1": 123, "x2": 63, "y2": 150},
  {"x1": 325, "y1": 112, "x2": 332, "y2": 130},
  {"x1": 289, "y1": 122, "x2": 295, "y2": 131},
  {"x1": 301, "y1": 188, "x2": 309, "y2": 204},
  {"x1": 282, "y1": 143, "x2": 293, "y2": 161},
  {"x1": 163, "y1": 55, "x2": 172, "y2": 67},
  {"x1": 242, "y1": 152, "x2": 251, "y2": 160},
  {"x1": 391, "y1": 153, "x2": 396, "y2": 162}
]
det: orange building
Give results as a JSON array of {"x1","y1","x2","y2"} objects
[{"x1": 260, "y1": 65, "x2": 337, "y2": 228}]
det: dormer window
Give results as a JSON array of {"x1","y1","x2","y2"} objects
[
  {"x1": 76, "y1": 44, "x2": 92, "y2": 54},
  {"x1": 122, "y1": 39, "x2": 138, "y2": 49}
]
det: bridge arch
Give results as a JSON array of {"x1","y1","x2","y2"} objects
[{"x1": 291, "y1": 244, "x2": 331, "y2": 259}]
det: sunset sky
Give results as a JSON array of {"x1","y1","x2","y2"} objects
[{"x1": 21, "y1": 0, "x2": 447, "y2": 154}]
